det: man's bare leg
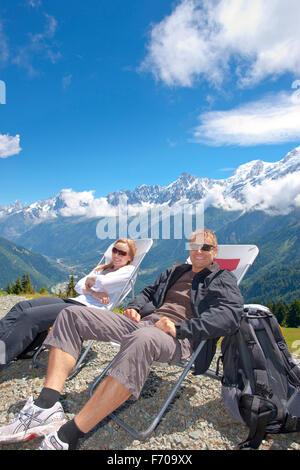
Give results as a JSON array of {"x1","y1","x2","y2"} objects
[
  {"x1": 74, "y1": 376, "x2": 131, "y2": 433},
  {"x1": 43, "y1": 346, "x2": 131, "y2": 435},
  {"x1": 44, "y1": 346, "x2": 76, "y2": 392}
]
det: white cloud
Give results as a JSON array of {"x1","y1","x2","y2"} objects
[
  {"x1": 141, "y1": 0, "x2": 300, "y2": 88},
  {"x1": 141, "y1": 0, "x2": 222, "y2": 87},
  {"x1": 193, "y1": 86, "x2": 300, "y2": 146},
  {"x1": 58, "y1": 189, "x2": 117, "y2": 218},
  {"x1": 28, "y1": 0, "x2": 42, "y2": 7},
  {"x1": 0, "y1": 21, "x2": 9, "y2": 65},
  {"x1": 166, "y1": 138, "x2": 177, "y2": 147},
  {"x1": 0, "y1": 134, "x2": 22, "y2": 158},
  {"x1": 12, "y1": 12, "x2": 60, "y2": 75},
  {"x1": 219, "y1": 167, "x2": 236, "y2": 172},
  {"x1": 201, "y1": 171, "x2": 300, "y2": 214},
  {"x1": 62, "y1": 74, "x2": 72, "y2": 89},
  {"x1": 57, "y1": 189, "x2": 159, "y2": 218},
  {"x1": 292, "y1": 80, "x2": 300, "y2": 89},
  {"x1": 203, "y1": 185, "x2": 244, "y2": 212},
  {"x1": 241, "y1": 171, "x2": 300, "y2": 214}
]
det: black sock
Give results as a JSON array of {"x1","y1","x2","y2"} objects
[
  {"x1": 34, "y1": 387, "x2": 61, "y2": 409},
  {"x1": 57, "y1": 419, "x2": 85, "y2": 450}
]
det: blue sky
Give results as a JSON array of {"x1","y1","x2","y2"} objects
[{"x1": 1, "y1": 0, "x2": 300, "y2": 206}]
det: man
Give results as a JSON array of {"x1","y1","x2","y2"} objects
[{"x1": 0, "y1": 228, "x2": 244, "y2": 450}]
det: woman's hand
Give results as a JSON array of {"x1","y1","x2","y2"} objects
[
  {"x1": 85, "y1": 276, "x2": 97, "y2": 289},
  {"x1": 82, "y1": 287, "x2": 110, "y2": 305},
  {"x1": 94, "y1": 292, "x2": 110, "y2": 305},
  {"x1": 123, "y1": 308, "x2": 141, "y2": 323}
]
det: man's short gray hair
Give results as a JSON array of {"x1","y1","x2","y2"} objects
[{"x1": 189, "y1": 228, "x2": 218, "y2": 246}]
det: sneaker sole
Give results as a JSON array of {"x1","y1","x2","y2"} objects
[{"x1": 0, "y1": 419, "x2": 66, "y2": 443}]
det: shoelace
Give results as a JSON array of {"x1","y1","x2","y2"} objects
[{"x1": 16, "y1": 406, "x2": 43, "y2": 432}]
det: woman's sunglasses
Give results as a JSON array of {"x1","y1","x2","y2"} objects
[
  {"x1": 186, "y1": 243, "x2": 216, "y2": 252},
  {"x1": 112, "y1": 246, "x2": 128, "y2": 257}
]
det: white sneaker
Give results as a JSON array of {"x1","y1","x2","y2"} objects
[
  {"x1": 38, "y1": 431, "x2": 69, "y2": 450},
  {"x1": 0, "y1": 397, "x2": 66, "y2": 443}
]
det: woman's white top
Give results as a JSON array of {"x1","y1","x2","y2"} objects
[{"x1": 74, "y1": 264, "x2": 135, "y2": 310}]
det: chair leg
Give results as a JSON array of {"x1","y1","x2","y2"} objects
[
  {"x1": 203, "y1": 368, "x2": 222, "y2": 381},
  {"x1": 69, "y1": 340, "x2": 95, "y2": 377},
  {"x1": 32, "y1": 344, "x2": 47, "y2": 369},
  {"x1": 32, "y1": 340, "x2": 96, "y2": 377},
  {"x1": 89, "y1": 340, "x2": 209, "y2": 439}
]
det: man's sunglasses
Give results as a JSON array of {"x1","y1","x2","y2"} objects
[
  {"x1": 112, "y1": 246, "x2": 128, "y2": 257},
  {"x1": 186, "y1": 243, "x2": 216, "y2": 252}
]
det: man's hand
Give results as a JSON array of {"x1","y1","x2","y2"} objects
[
  {"x1": 123, "y1": 308, "x2": 141, "y2": 323},
  {"x1": 154, "y1": 317, "x2": 176, "y2": 338}
]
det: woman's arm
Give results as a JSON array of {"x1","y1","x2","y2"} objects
[
  {"x1": 92, "y1": 265, "x2": 135, "y2": 294},
  {"x1": 75, "y1": 265, "x2": 135, "y2": 298},
  {"x1": 74, "y1": 273, "x2": 94, "y2": 295},
  {"x1": 81, "y1": 286, "x2": 110, "y2": 305}
]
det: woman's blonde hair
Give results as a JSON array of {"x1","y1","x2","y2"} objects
[{"x1": 95, "y1": 238, "x2": 136, "y2": 272}]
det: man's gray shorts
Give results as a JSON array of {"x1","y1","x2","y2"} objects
[{"x1": 44, "y1": 305, "x2": 194, "y2": 400}]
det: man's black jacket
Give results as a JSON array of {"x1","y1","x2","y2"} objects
[{"x1": 127, "y1": 262, "x2": 244, "y2": 375}]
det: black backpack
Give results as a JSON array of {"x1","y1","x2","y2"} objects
[{"x1": 220, "y1": 304, "x2": 300, "y2": 449}]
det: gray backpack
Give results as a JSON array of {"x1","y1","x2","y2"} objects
[{"x1": 220, "y1": 304, "x2": 300, "y2": 449}]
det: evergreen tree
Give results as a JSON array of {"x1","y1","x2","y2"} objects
[
  {"x1": 286, "y1": 299, "x2": 300, "y2": 328},
  {"x1": 6, "y1": 283, "x2": 13, "y2": 294},
  {"x1": 273, "y1": 302, "x2": 288, "y2": 326},
  {"x1": 13, "y1": 277, "x2": 23, "y2": 295},
  {"x1": 66, "y1": 275, "x2": 77, "y2": 298},
  {"x1": 21, "y1": 273, "x2": 34, "y2": 294}
]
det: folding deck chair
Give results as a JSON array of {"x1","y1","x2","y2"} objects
[
  {"x1": 88, "y1": 244, "x2": 259, "y2": 439},
  {"x1": 32, "y1": 238, "x2": 153, "y2": 376}
]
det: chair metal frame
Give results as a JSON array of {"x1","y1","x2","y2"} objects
[
  {"x1": 32, "y1": 238, "x2": 153, "y2": 376},
  {"x1": 88, "y1": 244, "x2": 259, "y2": 439}
]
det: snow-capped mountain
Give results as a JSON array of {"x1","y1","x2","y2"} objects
[
  {"x1": 1, "y1": 146, "x2": 300, "y2": 224},
  {"x1": 1, "y1": 146, "x2": 300, "y2": 303}
]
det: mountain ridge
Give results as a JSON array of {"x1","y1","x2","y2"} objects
[
  {"x1": 1, "y1": 146, "x2": 300, "y2": 227},
  {"x1": 0, "y1": 236, "x2": 69, "y2": 291},
  {"x1": 0, "y1": 146, "x2": 300, "y2": 303}
]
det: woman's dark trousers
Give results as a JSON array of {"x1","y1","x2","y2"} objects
[{"x1": 0, "y1": 297, "x2": 74, "y2": 364}]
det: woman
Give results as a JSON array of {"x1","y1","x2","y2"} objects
[{"x1": 0, "y1": 239, "x2": 136, "y2": 366}]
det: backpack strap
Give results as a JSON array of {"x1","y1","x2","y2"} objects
[
  {"x1": 237, "y1": 314, "x2": 280, "y2": 449},
  {"x1": 284, "y1": 414, "x2": 300, "y2": 433},
  {"x1": 238, "y1": 395, "x2": 277, "y2": 450},
  {"x1": 251, "y1": 317, "x2": 289, "y2": 421},
  {"x1": 239, "y1": 318, "x2": 273, "y2": 398},
  {"x1": 267, "y1": 316, "x2": 300, "y2": 386}
]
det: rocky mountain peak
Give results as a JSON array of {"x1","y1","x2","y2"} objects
[{"x1": 1, "y1": 146, "x2": 300, "y2": 221}]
